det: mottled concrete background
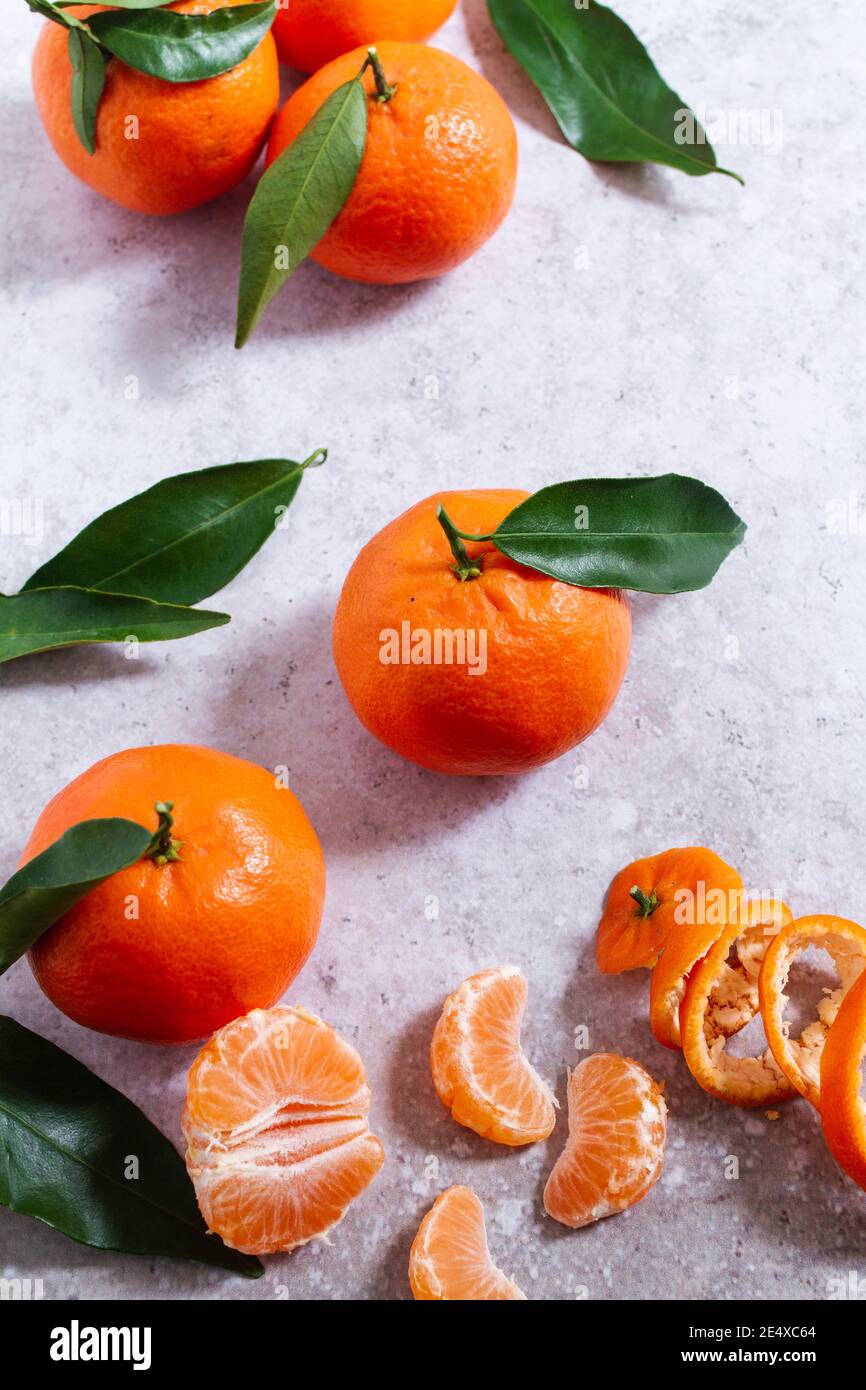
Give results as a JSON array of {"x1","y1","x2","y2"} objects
[{"x1": 2, "y1": 1, "x2": 865, "y2": 1301}]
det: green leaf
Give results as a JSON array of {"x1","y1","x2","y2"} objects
[
  {"x1": 0, "y1": 587, "x2": 228, "y2": 664},
  {"x1": 487, "y1": 0, "x2": 742, "y2": 182},
  {"x1": 0, "y1": 817, "x2": 153, "y2": 975},
  {"x1": 87, "y1": 1, "x2": 276, "y2": 83},
  {"x1": 0, "y1": 1016, "x2": 262, "y2": 1277},
  {"x1": 486, "y1": 475, "x2": 746, "y2": 593},
  {"x1": 67, "y1": 28, "x2": 105, "y2": 155},
  {"x1": 25, "y1": 0, "x2": 89, "y2": 31},
  {"x1": 23, "y1": 452, "x2": 325, "y2": 606},
  {"x1": 236, "y1": 78, "x2": 367, "y2": 348}
]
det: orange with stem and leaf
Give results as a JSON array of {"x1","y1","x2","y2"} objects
[
  {"x1": 266, "y1": 41, "x2": 518, "y2": 285},
  {"x1": 22, "y1": 744, "x2": 325, "y2": 1043}
]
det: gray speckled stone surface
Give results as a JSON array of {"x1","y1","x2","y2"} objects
[{"x1": 2, "y1": 0, "x2": 866, "y2": 1302}]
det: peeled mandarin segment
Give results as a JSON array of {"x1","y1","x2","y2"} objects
[
  {"x1": 183, "y1": 1007, "x2": 384, "y2": 1256},
  {"x1": 430, "y1": 966, "x2": 557, "y2": 1146},
  {"x1": 543, "y1": 1053, "x2": 667, "y2": 1230},
  {"x1": 596, "y1": 847, "x2": 743, "y2": 975},
  {"x1": 409, "y1": 1186, "x2": 526, "y2": 1301},
  {"x1": 759, "y1": 915, "x2": 866, "y2": 1108},
  {"x1": 820, "y1": 970, "x2": 866, "y2": 1190},
  {"x1": 680, "y1": 905, "x2": 797, "y2": 1106}
]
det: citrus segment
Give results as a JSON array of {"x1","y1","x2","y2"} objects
[
  {"x1": 759, "y1": 914, "x2": 866, "y2": 1107},
  {"x1": 680, "y1": 901, "x2": 796, "y2": 1106},
  {"x1": 543, "y1": 1053, "x2": 667, "y2": 1229},
  {"x1": 409, "y1": 1186, "x2": 525, "y2": 1301},
  {"x1": 183, "y1": 1007, "x2": 384, "y2": 1254},
  {"x1": 820, "y1": 970, "x2": 866, "y2": 1191},
  {"x1": 430, "y1": 966, "x2": 557, "y2": 1146},
  {"x1": 596, "y1": 847, "x2": 743, "y2": 974}
]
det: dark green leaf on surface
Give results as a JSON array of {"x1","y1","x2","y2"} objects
[
  {"x1": 488, "y1": 0, "x2": 742, "y2": 182},
  {"x1": 490, "y1": 475, "x2": 746, "y2": 592},
  {"x1": 67, "y1": 28, "x2": 106, "y2": 155},
  {"x1": 0, "y1": 587, "x2": 228, "y2": 664},
  {"x1": 0, "y1": 818, "x2": 152, "y2": 975},
  {"x1": 87, "y1": 2, "x2": 276, "y2": 83},
  {"x1": 0, "y1": 1016, "x2": 262, "y2": 1276},
  {"x1": 24, "y1": 454, "x2": 325, "y2": 606},
  {"x1": 236, "y1": 78, "x2": 367, "y2": 347}
]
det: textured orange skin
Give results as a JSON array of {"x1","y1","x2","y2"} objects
[
  {"x1": 267, "y1": 42, "x2": 517, "y2": 284},
  {"x1": 597, "y1": 846, "x2": 742, "y2": 980},
  {"x1": 332, "y1": 489, "x2": 631, "y2": 776},
  {"x1": 32, "y1": 2, "x2": 279, "y2": 215},
  {"x1": 759, "y1": 914, "x2": 866, "y2": 1108},
  {"x1": 273, "y1": 0, "x2": 458, "y2": 73},
  {"x1": 23, "y1": 745, "x2": 325, "y2": 1044},
  {"x1": 820, "y1": 970, "x2": 866, "y2": 1191}
]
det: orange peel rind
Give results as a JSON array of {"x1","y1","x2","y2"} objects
[
  {"x1": 596, "y1": 847, "x2": 743, "y2": 976},
  {"x1": 820, "y1": 970, "x2": 866, "y2": 1191},
  {"x1": 680, "y1": 900, "x2": 796, "y2": 1106},
  {"x1": 759, "y1": 914, "x2": 866, "y2": 1108}
]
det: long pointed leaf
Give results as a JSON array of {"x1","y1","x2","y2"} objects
[
  {"x1": 23, "y1": 454, "x2": 323, "y2": 605},
  {"x1": 0, "y1": 817, "x2": 153, "y2": 975},
  {"x1": 68, "y1": 28, "x2": 105, "y2": 155},
  {"x1": 236, "y1": 78, "x2": 367, "y2": 347},
  {"x1": 488, "y1": 0, "x2": 742, "y2": 182},
  {"x1": 490, "y1": 475, "x2": 746, "y2": 593},
  {"x1": 0, "y1": 588, "x2": 228, "y2": 664},
  {"x1": 0, "y1": 1017, "x2": 262, "y2": 1277},
  {"x1": 87, "y1": 2, "x2": 276, "y2": 83}
]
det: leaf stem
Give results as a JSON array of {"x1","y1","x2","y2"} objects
[
  {"x1": 301, "y1": 447, "x2": 327, "y2": 471},
  {"x1": 143, "y1": 801, "x2": 182, "y2": 866},
  {"x1": 436, "y1": 505, "x2": 484, "y2": 582},
  {"x1": 361, "y1": 46, "x2": 397, "y2": 103},
  {"x1": 629, "y1": 885, "x2": 659, "y2": 918}
]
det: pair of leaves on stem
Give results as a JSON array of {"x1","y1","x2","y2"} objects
[
  {"x1": 0, "y1": 450, "x2": 326, "y2": 664},
  {"x1": 26, "y1": 0, "x2": 277, "y2": 153}
]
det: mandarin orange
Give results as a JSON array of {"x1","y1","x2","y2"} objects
[
  {"x1": 23, "y1": 745, "x2": 325, "y2": 1044},
  {"x1": 332, "y1": 490, "x2": 631, "y2": 776},
  {"x1": 266, "y1": 42, "x2": 517, "y2": 283},
  {"x1": 273, "y1": 0, "x2": 458, "y2": 73},
  {"x1": 32, "y1": 2, "x2": 279, "y2": 215}
]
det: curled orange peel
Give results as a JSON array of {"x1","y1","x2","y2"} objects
[
  {"x1": 758, "y1": 914, "x2": 866, "y2": 1108},
  {"x1": 820, "y1": 969, "x2": 866, "y2": 1191},
  {"x1": 680, "y1": 899, "x2": 796, "y2": 1106}
]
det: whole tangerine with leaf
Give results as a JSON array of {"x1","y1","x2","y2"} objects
[
  {"x1": 235, "y1": 41, "x2": 517, "y2": 340},
  {"x1": 272, "y1": 0, "x2": 458, "y2": 73},
  {"x1": 31, "y1": 0, "x2": 279, "y2": 215},
  {"x1": 332, "y1": 476, "x2": 746, "y2": 776},
  {"x1": 21, "y1": 745, "x2": 325, "y2": 1044}
]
